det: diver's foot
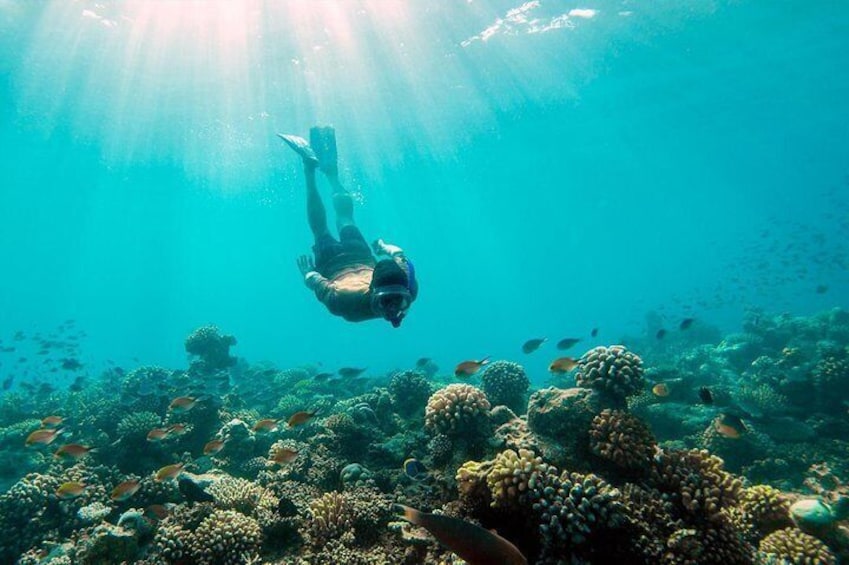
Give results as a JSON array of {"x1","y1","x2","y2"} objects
[
  {"x1": 310, "y1": 126, "x2": 338, "y2": 176},
  {"x1": 277, "y1": 133, "x2": 319, "y2": 166}
]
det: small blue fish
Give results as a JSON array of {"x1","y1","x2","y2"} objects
[{"x1": 403, "y1": 458, "x2": 428, "y2": 481}]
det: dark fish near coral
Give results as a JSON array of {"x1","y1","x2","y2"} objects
[
  {"x1": 394, "y1": 504, "x2": 527, "y2": 565},
  {"x1": 655, "y1": 329, "x2": 667, "y2": 340},
  {"x1": 26, "y1": 428, "x2": 63, "y2": 446},
  {"x1": 111, "y1": 480, "x2": 141, "y2": 502},
  {"x1": 60, "y1": 358, "x2": 82, "y2": 371},
  {"x1": 652, "y1": 383, "x2": 670, "y2": 397},
  {"x1": 338, "y1": 367, "x2": 367, "y2": 378},
  {"x1": 403, "y1": 458, "x2": 428, "y2": 480},
  {"x1": 168, "y1": 396, "x2": 200, "y2": 413},
  {"x1": 270, "y1": 447, "x2": 298, "y2": 466},
  {"x1": 714, "y1": 413, "x2": 747, "y2": 439},
  {"x1": 591, "y1": 328, "x2": 599, "y2": 337},
  {"x1": 313, "y1": 372, "x2": 334, "y2": 381},
  {"x1": 54, "y1": 444, "x2": 96, "y2": 460},
  {"x1": 145, "y1": 504, "x2": 173, "y2": 521},
  {"x1": 455, "y1": 357, "x2": 490, "y2": 377},
  {"x1": 69, "y1": 376, "x2": 87, "y2": 392},
  {"x1": 521, "y1": 338, "x2": 547, "y2": 354},
  {"x1": 278, "y1": 497, "x2": 299, "y2": 517},
  {"x1": 415, "y1": 357, "x2": 432, "y2": 368},
  {"x1": 679, "y1": 318, "x2": 695, "y2": 330},
  {"x1": 548, "y1": 357, "x2": 578, "y2": 374},
  {"x1": 155, "y1": 463, "x2": 185, "y2": 482},
  {"x1": 55, "y1": 481, "x2": 87, "y2": 500},
  {"x1": 178, "y1": 475, "x2": 214, "y2": 503},
  {"x1": 816, "y1": 284, "x2": 829, "y2": 294},
  {"x1": 698, "y1": 386, "x2": 714, "y2": 405},
  {"x1": 1, "y1": 375, "x2": 12, "y2": 390},
  {"x1": 556, "y1": 338, "x2": 581, "y2": 350},
  {"x1": 203, "y1": 439, "x2": 226, "y2": 455},
  {"x1": 287, "y1": 411, "x2": 317, "y2": 427}
]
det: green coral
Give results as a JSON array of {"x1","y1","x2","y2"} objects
[{"x1": 387, "y1": 370, "x2": 432, "y2": 416}]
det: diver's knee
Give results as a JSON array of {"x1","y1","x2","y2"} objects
[{"x1": 332, "y1": 193, "x2": 354, "y2": 217}]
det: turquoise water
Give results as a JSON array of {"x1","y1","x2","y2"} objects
[{"x1": 1, "y1": 0, "x2": 847, "y2": 380}]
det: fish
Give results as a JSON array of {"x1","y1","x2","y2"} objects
[
  {"x1": 270, "y1": 447, "x2": 298, "y2": 466},
  {"x1": 203, "y1": 439, "x2": 226, "y2": 455},
  {"x1": 155, "y1": 462, "x2": 185, "y2": 482},
  {"x1": 60, "y1": 358, "x2": 82, "y2": 371},
  {"x1": 403, "y1": 458, "x2": 428, "y2": 480},
  {"x1": 178, "y1": 476, "x2": 214, "y2": 503},
  {"x1": 714, "y1": 413, "x2": 747, "y2": 439},
  {"x1": 168, "y1": 396, "x2": 199, "y2": 413},
  {"x1": 287, "y1": 411, "x2": 317, "y2": 427},
  {"x1": 167, "y1": 423, "x2": 188, "y2": 435},
  {"x1": 548, "y1": 357, "x2": 579, "y2": 374},
  {"x1": 54, "y1": 444, "x2": 96, "y2": 460},
  {"x1": 147, "y1": 428, "x2": 172, "y2": 442},
  {"x1": 556, "y1": 338, "x2": 581, "y2": 350},
  {"x1": 521, "y1": 338, "x2": 547, "y2": 354},
  {"x1": 679, "y1": 318, "x2": 695, "y2": 330},
  {"x1": 145, "y1": 504, "x2": 173, "y2": 521},
  {"x1": 41, "y1": 415, "x2": 64, "y2": 428},
  {"x1": 698, "y1": 386, "x2": 714, "y2": 405},
  {"x1": 1, "y1": 376, "x2": 12, "y2": 390},
  {"x1": 655, "y1": 329, "x2": 667, "y2": 340},
  {"x1": 338, "y1": 367, "x2": 367, "y2": 378},
  {"x1": 313, "y1": 372, "x2": 334, "y2": 381},
  {"x1": 816, "y1": 284, "x2": 829, "y2": 294},
  {"x1": 253, "y1": 418, "x2": 279, "y2": 433},
  {"x1": 55, "y1": 481, "x2": 87, "y2": 500},
  {"x1": 454, "y1": 357, "x2": 490, "y2": 377},
  {"x1": 26, "y1": 428, "x2": 63, "y2": 446},
  {"x1": 591, "y1": 328, "x2": 599, "y2": 337},
  {"x1": 394, "y1": 504, "x2": 527, "y2": 565},
  {"x1": 111, "y1": 480, "x2": 141, "y2": 502},
  {"x1": 415, "y1": 357, "x2": 432, "y2": 368},
  {"x1": 278, "y1": 497, "x2": 299, "y2": 517},
  {"x1": 652, "y1": 383, "x2": 670, "y2": 397}
]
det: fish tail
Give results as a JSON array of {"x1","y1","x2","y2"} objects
[{"x1": 393, "y1": 504, "x2": 421, "y2": 525}]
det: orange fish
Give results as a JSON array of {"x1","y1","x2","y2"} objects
[
  {"x1": 168, "y1": 396, "x2": 198, "y2": 413},
  {"x1": 147, "y1": 428, "x2": 172, "y2": 442},
  {"x1": 270, "y1": 447, "x2": 298, "y2": 466},
  {"x1": 55, "y1": 481, "x2": 87, "y2": 500},
  {"x1": 454, "y1": 357, "x2": 490, "y2": 378},
  {"x1": 287, "y1": 411, "x2": 317, "y2": 428},
  {"x1": 111, "y1": 479, "x2": 141, "y2": 502},
  {"x1": 714, "y1": 414, "x2": 747, "y2": 439},
  {"x1": 652, "y1": 383, "x2": 670, "y2": 397},
  {"x1": 548, "y1": 357, "x2": 579, "y2": 374},
  {"x1": 155, "y1": 462, "x2": 185, "y2": 482},
  {"x1": 203, "y1": 439, "x2": 226, "y2": 455},
  {"x1": 26, "y1": 428, "x2": 63, "y2": 446},
  {"x1": 54, "y1": 444, "x2": 96, "y2": 460},
  {"x1": 394, "y1": 504, "x2": 527, "y2": 565},
  {"x1": 252, "y1": 419, "x2": 279, "y2": 433},
  {"x1": 146, "y1": 503, "x2": 173, "y2": 521},
  {"x1": 41, "y1": 415, "x2": 64, "y2": 428},
  {"x1": 167, "y1": 423, "x2": 188, "y2": 435}
]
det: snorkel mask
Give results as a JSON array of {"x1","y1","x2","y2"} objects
[{"x1": 371, "y1": 285, "x2": 412, "y2": 328}]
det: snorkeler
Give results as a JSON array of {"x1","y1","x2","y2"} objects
[{"x1": 279, "y1": 126, "x2": 418, "y2": 328}]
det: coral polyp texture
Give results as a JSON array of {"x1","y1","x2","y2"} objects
[
  {"x1": 480, "y1": 360, "x2": 530, "y2": 413},
  {"x1": 424, "y1": 383, "x2": 491, "y2": 437},
  {"x1": 3, "y1": 310, "x2": 849, "y2": 563},
  {"x1": 576, "y1": 345, "x2": 646, "y2": 404}
]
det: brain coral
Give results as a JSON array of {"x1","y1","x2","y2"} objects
[
  {"x1": 758, "y1": 527, "x2": 836, "y2": 565},
  {"x1": 424, "y1": 384, "x2": 491, "y2": 437},
  {"x1": 480, "y1": 360, "x2": 530, "y2": 413},
  {"x1": 576, "y1": 345, "x2": 645, "y2": 403},
  {"x1": 589, "y1": 409, "x2": 656, "y2": 472}
]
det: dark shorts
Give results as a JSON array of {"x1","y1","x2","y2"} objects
[{"x1": 313, "y1": 225, "x2": 376, "y2": 277}]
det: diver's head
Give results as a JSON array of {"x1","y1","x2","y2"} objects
[{"x1": 371, "y1": 259, "x2": 412, "y2": 327}]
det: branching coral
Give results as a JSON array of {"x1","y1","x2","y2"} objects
[
  {"x1": 191, "y1": 509, "x2": 263, "y2": 565},
  {"x1": 486, "y1": 448, "x2": 548, "y2": 508},
  {"x1": 589, "y1": 409, "x2": 656, "y2": 473},
  {"x1": 185, "y1": 325, "x2": 238, "y2": 373},
  {"x1": 424, "y1": 384, "x2": 491, "y2": 438},
  {"x1": 480, "y1": 361, "x2": 530, "y2": 413},
  {"x1": 651, "y1": 449, "x2": 742, "y2": 520},
  {"x1": 576, "y1": 345, "x2": 646, "y2": 404},
  {"x1": 758, "y1": 527, "x2": 836, "y2": 565},
  {"x1": 737, "y1": 485, "x2": 792, "y2": 537},
  {"x1": 306, "y1": 491, "x2": 353, "y2": 547}
]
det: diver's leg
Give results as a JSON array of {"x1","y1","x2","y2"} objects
[
  {"x1": 305, "y1": 163, "x2": 330, "y2": 239},
  {"x1": 331, "y1": 179, "x2": 355, "y2": 230}
]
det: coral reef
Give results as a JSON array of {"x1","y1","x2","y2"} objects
[
  {"x1": 192, "y1": 509, "x2": 263, "y2": 564},
  {"x1": 480, "y1": 360, "x2": 530, "y2": 413},
  {"x1": 424, "y1": 384, "x2": 491, "y2": 438},
  {"x1": 387, "y1": 370, "x2": 432, "y2": 417},
  {"x1": 576, "y1": 345, "x2": 646, "y2": 405},
  {"x1": 185, "y1": 325, "x2": 238, "y2": 374},
  {"x1": 758, "y1": 527, "x2": 836, "y2": 565},
  {"x1": 589, "y1": 409, "x2": 656, "y2": 474},
  {"x1": 651, "y1": 448, "x2": 742, "y2": 520}
]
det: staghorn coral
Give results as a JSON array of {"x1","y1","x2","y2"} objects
[
  {"x1": 306, "y1": 491, "x2": 353, "y2": 547},
  {"x1": 184, "y1": 325, "x2": 238, "y2": 373},
  {"x1": 191, "y1": 509, "x2": 262, "y2": 565},
  {"x1": 480, "y1": 360, "x2": 530, "y2": 413},
  {"x1": 651, "y1": 448, "x2": 742, "y2": 521},
  {"x1": 589, "y1": 409, "x2": 656, "y2": 473},
  {"x1": 576, "y1": 345, "x2": 645, "y2": 404},
  {"x1": 388, "y1": 370, "x2": 432, "y2": 417},
  {"x1": 486, "y1": 448, "x2": 549, "y2": 508},
  {"x1": 758, "y1": 527, "x2": 836, "y2": 565},
  {"x1": 424, "y1": 384, "x2": 491, "y2": 438}
]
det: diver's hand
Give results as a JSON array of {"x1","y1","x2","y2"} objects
[
  {"x1": 372, "y1": 239, "x2": 403, "y2": 257},
  {"x1": 297, "y1": 255, "x2": 316, "y2": 277}
]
